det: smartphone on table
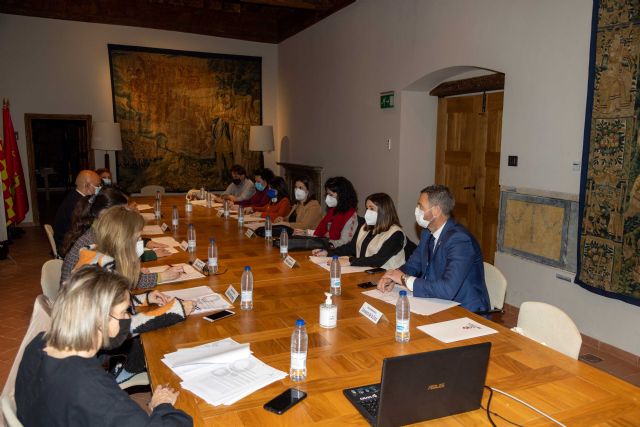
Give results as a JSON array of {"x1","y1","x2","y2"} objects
[
  {"x1": 263, "y1": 388, "x2": 307, "y2": 414},
  {"x1": 357, "y1": 282, "x2": 377, "y2": 289},
  {"x1": 203, "y1": 310, "x2": 235, "y2": 322},
  {"x1": 365, "y1": 267, "x2": 386, "y2": 274}
]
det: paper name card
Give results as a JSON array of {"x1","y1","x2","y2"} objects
[
  {"x1": 359, "y1": 302, "x2": 383, "y2": 324},
  {"x1": 192, "y1": 258, "x2": 207, "y2": 272},
  {"x1": 179, "y1": 240, "x2": 189, "y2": 251},
  {"x1": 417, "y1": 317, "x2": 498, "y2": 343},
  {"x1": 161, "y1": 222, "x2": 169, "y2": 232},
  {"x1": 216, "y1": 210, "x2": 224, "y2": 217},
  {"x1": 283, "y1": 255, "x2": 297, "y2": 268},
  {"x1": 245, "y1": 229, "x2": 255, "y2": 238},
  {"x1": 225, "y1": 285, "x2": 239, "y2": 303}
]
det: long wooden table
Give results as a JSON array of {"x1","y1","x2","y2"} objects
[{"x1": 139, "y1": 197, "x2": 640, "y2": 426}]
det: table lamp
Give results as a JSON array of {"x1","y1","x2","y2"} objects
[{"x1": 92, "y1": 122, "x2": 122, "y2": 171}]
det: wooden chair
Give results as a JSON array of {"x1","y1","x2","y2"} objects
[{"x1": 43, "y1": 224, "x2": 59, "y2": 259}]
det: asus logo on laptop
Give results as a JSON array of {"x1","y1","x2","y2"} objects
[{"x1": 427, "y1": 383, "x2": 445, "y2": 391}]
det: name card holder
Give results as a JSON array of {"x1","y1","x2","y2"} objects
[
  {"x1": 283, "y1": 255, "x2": 297, "y2": 269},
  {"x1": 225, "y1": 285, "x2": 239, "y2": 303},
  {"x1": 245, "y1": 229, "x2": 255, "y2": 238},
  {"x1": 192, "y1": 258, "x2": 206, "y2": 272},
  {"x1": 160, "y1": 223, "x2": 169, "y2": 232},
  {"x1": 359, "y1": 302, "x2": 384, "y2": 324},
  {"x1": 179, "y1": 241, "x2": 189, "y2": 251}
]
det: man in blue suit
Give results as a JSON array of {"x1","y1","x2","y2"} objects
[{"x1": 378, "y1": 185, "x2": 490, "y2": 312}]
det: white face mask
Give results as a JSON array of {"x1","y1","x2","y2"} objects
[
  {"x1": 102, "y1": 178, "x2": 112, "y2": 186},
  {"x1": 415, "y1": 206, "x2": 431, "y2": 229},
  {"x1": 325, "y1": 195, "x2": 338, "y2": 208},
  {"x1": 294, "y1": 188, "x2": 307, "y2": 201},
  {"x1": 93, "y1": 184, "x2": 102, "y2": 196},
  {"x1": 135, "y1": 240, "x2": 145, "y2": 257},
  {"x1": 364, "y1": 209, "x2": 378, "y2": 226}
]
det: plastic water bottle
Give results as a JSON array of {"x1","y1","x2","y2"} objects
[
  {"x1": 208, "y1": 238, "x2": 218, "y2": 274},
  {"x1": 265, "y1": 216, "x2": 272, "y2": 239},
  {"x1": 185, "y1": 199, "x2": 193, "y2": 214},
  {"x1": 395, "y1": 290, "x2": 410, "y2": 343},
  {"x1": 172, "y1": 205, "x2": 179, "y2": 229},
  {"x1": 330, "y1": 255, "x2": 341, "y2": 296},
  {"x1": 206, "y1": 192, "x2": 212, "y2": 208},
  {"x1": 280, "y1": 230, "x2": 288, "y2": 259},
  {"x1": 154, "y1": 198, "x2": 161, "y2": 219},
  {"x1": 187, "y1": 224, "x2": 196, "y2": 252},
  {"x1": 156, "y1": 190, "x2": 161, "y2": 205},
  {"x1": 290, "y1": 319, "x2": 308, "y2": 381},
  {"x1": 200, "y1": 187, "x2": 206, "y2": 199},
  {"x1": 238, "y1": 207, "x2": 244, "y2": 226},
  {"x1": 223, "y1": 199, "x2": 230, "y2": 218},
  {"x1": 240, "y1": 266, "x2": 253, "y2": 310}
]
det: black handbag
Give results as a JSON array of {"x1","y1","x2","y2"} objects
[
  {"x1": 253, "y1": 224, "x2": 294, "y2": 238},
  {"x1": 274, "y1": 235, "x2": 331, "y2": 251}
]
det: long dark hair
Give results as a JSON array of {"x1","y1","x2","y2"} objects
[
  {"x1": 364, "y1": 193, "x2": 401, "y2": 234},
  {"x1": 268, "y1": 176, "x2": 290, "y2": 203},
  {"x1": 325, "y1": 176, "x2": 358, "y2": 213},
  {"x1": 60, "y1": 187, "x2": 128, "y2": 256}
]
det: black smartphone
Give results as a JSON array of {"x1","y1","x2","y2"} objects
[
  {"x1": 263, "y1": 388, "x2": 307, "y2": 415},
  {"x1": 365, "y1": 267, "x2": 386, "y2": 274},
  {"x1": 203, "y1": 310, "x2": 235, "y2": 323},
  {"x1": 358, "y1": 282, "x2": 377, "y2": 289}
]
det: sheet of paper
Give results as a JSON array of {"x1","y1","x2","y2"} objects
[
  {"x1": 162, "y1": 286, "x2": 233, "y2": 315},
  {"x1": 308, "y1": 256, "x2": 370, "y2": 274},
  {"x1": 136, "y1": 203, "x2": 153, "y2": 211},
  {"x1": 164, "y1": 338, "x2": 250, "y2": 371},
  {"x1": 142, "y1": 225, "x2": 164, "y2": 235},
  {"x1": 150, "y1": 236, "x2": 181, "y2": 247},
  {"x1": 243, "y1": 221, "x2": 264, "y2": 231},
  {"x1": 156, "y1": 247, "x2": 178, "y2": 254},
  {"x1": 147, "y1": 263, "x2": 206, "y2": 284},
  {"x1": 242, "y1": 215, "x2": 266, "y2": 223},
  {"x1": 362, "y1": 286, "x2": 459, "y2": 316},
  {"x1": 417, "y1": 317, "x2": 498, "y2": 343},
  {"x1": 141, "y1": 212, "x2": 156, "y2": 221}
]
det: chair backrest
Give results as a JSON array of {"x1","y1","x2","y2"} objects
[
  {"x1": 2, "y1": 393, "x2": 23, "y2": 427},
  {"x1": 41, "y1": 260, "x2": 63, "y2": 302},
  {"x1": 1, "y1": 296, "x2": 52, "y2": 403},
  {"x1": 517, "y1": 301, "x2": 582, "y2": 359},
  {"x1": 140, "y1": 185, "x2": 165, "y2": 196},
  {"x1": 43, "y1": 224, "x2": 57, "y2": 258},
  {"x1": 483, "y1": 262, "x2": 507, "y2": 311}
]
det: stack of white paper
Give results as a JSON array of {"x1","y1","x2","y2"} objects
[
  {"x1": 362, "y1": 286, "x2": 459, "y2": 316},
  {"x1": 141, "y1": 212, "x2": 156, "y2": 221},
  {"x1": 162, "y1": 286, "x2": 233, "y2": 315},
  {"x1": 308, "y1": 256, "x2": 371, "y2": 274},
  {"x1": 142, "y1": 225, "x2": 164, "y2": 235},
  {"x1": 417, "y1": 317, "x2": 498, "y2": 343},
  {"x1": 147, "y1": 263, "x2": 205, "y2": 284},
  {"x1": 150, "y1": 236, "x2": 182, "y2": 247},
  {"x1": 163, "y1": 338, "x2": 287, "y2": 406},
  {"x1": 136, "y1": 203, "x2": 153, "y2": 211}
]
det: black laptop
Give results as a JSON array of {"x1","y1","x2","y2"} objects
[{"x1": 343, "y1": 342, "x2": 491, "y2": 427}]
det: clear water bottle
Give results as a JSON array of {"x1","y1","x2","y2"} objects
[
  {"x1": 330, "y1": 255, "x2": 341, "y2": 296},
  {"x1": 187, "y1": 224, "x2": 196, "y2": 252},
  {"x1": 238, "y1": 207, "x2": 244, "y2": 226},
  {"x1": 280, "y1": 230, "x2": 288, "y2": 259},
  {"x1": 200, "y1": 187, "x2": 206, "y2": 199},
  {"x1": 223, "y1": 199, "x2": 230, "y2": 218},
  {"x1": 240, "y1": 266, "x2": 253, "y2": 310},
  {"x1": 154, "y1": 198, "x2": 161, "y2": 219},
  {"x1": 208, "y1": 238, "x2": 218, "y2": 274},
  {"x1": 264, "y1": 216, "x2": 272, "y2": 239},
  {"x1": 395, "y1": 290, "x2": 410, "y2": 343},
  {"x1": 206, "y1": 192, "x2": 212, "y2": 208},
  {"x1": 172, "y1": 205, "x2": 179, "y2": 229},
  {"x1": 156, "y1": 190, "x2": 161, "y2": 204},
  {"x1": 186, "y1": 199, "x2": 193, "y2": 214},
  {"x1": 290, "y1": 319, "x2": 308, "y2": 382}
]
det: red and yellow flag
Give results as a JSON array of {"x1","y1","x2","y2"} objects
[{"x1": 1, "y1": 99, "x2": 29, "y2": 225}]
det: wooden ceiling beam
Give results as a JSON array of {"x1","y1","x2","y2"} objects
[
  {"x1": 239, "y1": 0, "x2": 332, "y2": 11},
  {"x1": 429, "y1": 73, "x2": 505, "y2": 98}
]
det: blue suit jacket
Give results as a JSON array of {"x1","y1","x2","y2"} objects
[{"x1": 400, "y1": 219, "x2": 490, "y2": 312}]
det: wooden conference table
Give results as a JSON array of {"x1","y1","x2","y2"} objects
[{"x1": 139, "y1": 196, "x2": 640, "y2": 426}]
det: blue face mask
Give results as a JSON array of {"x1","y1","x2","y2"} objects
[
  {"x1": 256, "y1": 182, "x2": 265, "y2": 191},
  {"x1": 267, "y1": 189, "x2": 277, "y2": 199}
]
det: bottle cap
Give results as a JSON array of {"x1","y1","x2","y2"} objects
[
  {"x1": 296, "y1": 319, "x2": 305, "y2": 327},
  {"x1": 244, "y1": 266, "x2": 251, "y2": 271},
  {"x1": 173, "y1": 205, "x2": 177, "y2": 208},
  {"x1": 210, "y1": 237, "x2": 215, "y2": 243},
  {"x1": 266, "y1": 215, "x2": 271, "y2": 220},
  {"x1": 324, "y1": 292, "x2": 333, "y2": 305},
  {"x1": 332, "y1": 255, "x2": 338, "y2": 260},
  {"x1": 399, "y1": 290, "x2": 407, "y2": 296}
]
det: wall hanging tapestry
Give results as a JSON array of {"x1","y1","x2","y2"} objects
[
  {"x1": 577, "y1": 0, "x2": 640, "y2": 305},
  {"x1": 108, "y1": 44, "x2": 262, "y2": 193}
]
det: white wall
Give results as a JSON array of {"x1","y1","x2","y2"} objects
[
  {"x1": 279, "y1": 0, "x2": 640, "y2": 355},
  {"x1": 0, "y1": 14, "x2": 278, "y2": 223}
]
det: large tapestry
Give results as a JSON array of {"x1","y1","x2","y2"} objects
[
  {"x1": 577, "y1": 0, "x2": 640, "y2": 305},
  {"x1": 108, "y1": 45, "x2": 262, "y2": 193}
]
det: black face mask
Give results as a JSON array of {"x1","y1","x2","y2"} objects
[
  {"x1": 232, "y1": 178, "x2": 242, "y2": 185},
  {"x1": 103, "y1": 317, "x2": 131, "y2": 350}
]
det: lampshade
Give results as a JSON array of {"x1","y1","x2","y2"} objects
[
  {"x1": 249, "y1": 125, "x2": 274, "y2": 152},
  {"x1": 92, "y1": 122, "x2": 123, "y2": 151}
]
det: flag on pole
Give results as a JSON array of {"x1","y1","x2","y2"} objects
[{"x1": 1, "y1": 99, "x2": 29, "y2": 225}]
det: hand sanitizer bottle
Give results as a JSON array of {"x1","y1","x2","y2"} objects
[{"x1": 319, "y1": 292, "x2": 337, "y2": 329}]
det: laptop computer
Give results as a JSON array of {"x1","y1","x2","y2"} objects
[{"x1": 343, "y1": 342, "x2": 491, "y2": 427}]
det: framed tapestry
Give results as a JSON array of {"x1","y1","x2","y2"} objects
[
  {"x1": 577, "y1": 0, "x2": 640, "y2": 305},
  {"x1": 108, "y1": 44, "x2": 262, "y2": 193}
]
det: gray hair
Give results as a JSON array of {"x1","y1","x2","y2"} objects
[
  {"x1": 46, "y1": 266, "x2": 129, "y2": 352},
  {"x1": 420, "y1": 185, "x2": 455, "y2": 216}
]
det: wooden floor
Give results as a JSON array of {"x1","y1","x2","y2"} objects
[{"x1": 1, "y1": 226, "x2": 639, "y2": 391}]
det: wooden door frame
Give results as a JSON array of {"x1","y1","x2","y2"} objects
[{"x1": 24, "y1": 114, "x2": 93, "y2": 226}]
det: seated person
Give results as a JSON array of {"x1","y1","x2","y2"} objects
[
  {"x1": 213, "y1": 164, "x2": 255, "y2": 203},
  {"x1": 237, "y1": 168, "x2": 275, "y2": 209},
  {"x1": 275, "y1": 178, "x2": 322, "y2": 231},
  {"x1": 96, "y1": 167, "x2": 112, "y2": 186},
  {"x1": 244, "y1": 176, "x2": 291, "y2": 219},
  {"x1": 60, "y1": 188, "x2": 170, "y2": 284},
  {"x1": 314, "y1": 193, "x2": 406, "y2": 269},
  {"x1": 377, "y1": 185, "x2": 490, "y2": 312},
  {"x1": 15, "y1": 265, "x2": 192, "y2": 426},
  {"x1": 314, "y1": 176, "x2": 359, "y2": 247}
]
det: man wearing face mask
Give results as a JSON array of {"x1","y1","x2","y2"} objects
[
  {"x1": 214, "y1": 164, "x2": 255, "y2": 203},
  {"x1": 378, "y1": 185, "x2": 490, "y2": 313},
  {"x1": 53, "y1": 169, "x2": 102, "y2": 249}
]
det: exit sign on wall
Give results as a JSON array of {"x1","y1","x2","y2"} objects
[{"x1": 380, "y1": 91, "x2": 394, "y2": 109}]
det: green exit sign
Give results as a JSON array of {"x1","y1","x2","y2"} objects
[{"x1": 380, "y1": 91, "x2": 394, "y2": 109}]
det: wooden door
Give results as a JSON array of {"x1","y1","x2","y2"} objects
[{"x1": 434, "y1": 92, "x2": 502, "y2": 264}]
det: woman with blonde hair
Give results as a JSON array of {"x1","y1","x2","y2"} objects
[{"x1": 15, "y1": 266, "x2": 192, "y2": 426}]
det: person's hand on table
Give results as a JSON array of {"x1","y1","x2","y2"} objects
[
  {"x1": 159, "y1": 265, "x2": 184, "y2": 282},
  {"x1": 154, "y1": 248, "x2": 172, "y2": 258},
  {"x1": 293, "y1": 228, "x2": 305, "y2": 236},
  {"x1": 146, "y1": 240, "x2": 168, "y2": 249},
  {"x1": 243, "y1": 207, "x2": 254, "y2": 214},
  {"x1": 273, "y1": 216, "x2": 283, "y2": 223},
  {"x1": 147, "y1": 290, "x2": 171, "y2": 306},
  {"x1": 141, "y1": 267, "x2": 150, "y2": 274},
  {"x1": 312, "y1": 249, "x2": 328, "y2": 257},
  {"x1": 149, "y1": 385, "x2": 179, "y2": 410},
  {"x1": 378, "y1": 269, "x2": 402, "y2": 292}
]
